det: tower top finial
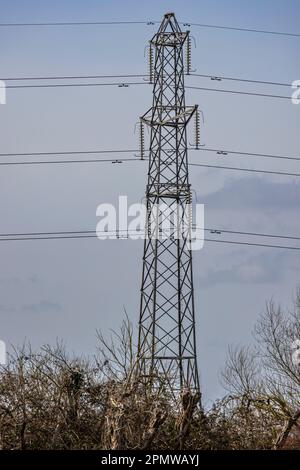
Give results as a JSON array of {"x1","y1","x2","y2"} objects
[{"x1": 164, "y1": 12, "x2": 175, "y2": 18}]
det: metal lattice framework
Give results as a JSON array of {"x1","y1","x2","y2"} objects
[{"x1": 136, "y1": 13, "x2": 200, "y2": 396}]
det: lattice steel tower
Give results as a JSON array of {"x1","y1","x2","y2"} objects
[{"x1": 137, "y1": 13, "x2": 200, "y2": 396}]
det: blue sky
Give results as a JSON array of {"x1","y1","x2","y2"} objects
[{"x1": 0, "y1": 0, "x2": 300, "y2": 403}]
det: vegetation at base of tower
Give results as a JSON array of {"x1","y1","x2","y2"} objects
[{"x1": 0, "y1": 290, "x2": 299, "y2": 450}]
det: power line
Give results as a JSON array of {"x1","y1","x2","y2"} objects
[
  {"x1": 4, "y1": 80, "x2": 293, "y2": 100},
  {"x1": 197, "y1": 147, "x2": 300, "y2": 162},
  {"x1": 0, "y1": 20, "x2": 155, "y2": 27},
  {"x1": 0, "y1": 230, "x2": 299, "y2": 251},
  {"x1": 189, "y1": 162, "x2": 300, "y2": 178},
  {"x1": 0, "y1": 149, "x2": 138, "y2": 157},
  {"x1": 1, "y1": 147, "x2": 299, "y2": 162},
  {"x1": 5, "y1": 81, "x2": 146, "y2": 89},
  {"x1": 203, "y1": 227, "x2": 300, "y2": 242},
  {"x1": 2, "y1": 73, "x2": 293, "y2": 89},
  {"x1": 182, "y1": 22, "x2": 300, "y2": 38},
  {"x1": 186, "y1": 86, "x2": 291, "y2": 100},
  {"x1": 2, "y1": 74, "x2": 148, "y2": 81},
  {"x1": 0, "y1": 157, "x2": 140, "y2": 166},
  {"x1": 2, "y1": 156, "x2": 300, "y2": 178},
  {"x1": 204, "y1": 239, "x2": 300, "y2": 251},
  {"x1": 1, "y1": 227, "x2": 300, "y2": 242},
  {"x1": 190, "y1": 73, "x2": 292, "y2": 88},
  {"x1": 0, "y1": 19, "x2": 298, "y2": 38}
]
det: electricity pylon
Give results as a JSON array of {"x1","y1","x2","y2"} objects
[{"x1": 137, "y1": 13, "x2": 201, "y2": 398}]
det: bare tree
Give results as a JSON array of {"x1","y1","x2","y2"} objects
[{"x1": 222, "y1": 288, "x2": 300, "y2": 449}]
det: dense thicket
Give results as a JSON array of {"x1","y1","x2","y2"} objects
[{"x1": 0, "y1": 291, "x2": 299, "y2": 450}]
